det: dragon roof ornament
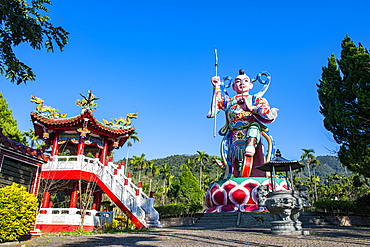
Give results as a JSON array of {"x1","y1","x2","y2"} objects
[
  {"x1": 103, "y1": 112, "x2": 138, "y2": 129},
  {"x1": 76, "y1": 90, "x2": 99, "y2": 112},
  {"x1": 30, "y1": 95, "x2": 67, "y2": 119}
]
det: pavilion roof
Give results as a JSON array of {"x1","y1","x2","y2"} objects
[
  {"x1": 30, "y1": 109, "x2": 135, "y2": 141},
  {"x1": 255, "y1": 149, "x2": 303, "y2": 172}
]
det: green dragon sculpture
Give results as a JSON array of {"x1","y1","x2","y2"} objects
[
  {"x1": 30, "y1": 95, "x2": 67, "y2": 118},
  {"x1": 103, "y1": 112, "x2": 138, "y2": 127}
]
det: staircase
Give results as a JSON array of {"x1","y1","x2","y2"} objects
[
  {"x1": 193, "y1": 211, "x2": 332, "y2": 229},
  {"x1": 193, "y1": 212, "x2": 239, "y2": 228},
  {"x1": 40, "y1": 155, "x2": 161, "y2": 229},
  {"x1": 298, "y1": 211, "x2": 332, "y2": 228}
]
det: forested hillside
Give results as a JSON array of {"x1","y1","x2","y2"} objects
[
  {"x1": 122, "y1": 153, "x2": 366, "y2": 206},
  {"x1": 300, "y1": 155, "x2": 350, "y2": 179},
  {"x1": 126, "y1": 153, "x2": 349, "y2": 188}
]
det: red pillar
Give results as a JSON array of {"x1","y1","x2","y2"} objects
[
  {"x1": 40, "y1": 191, "x2": 51, "y2": 214},
  {"x1": 99, "y1": 137, "x2": 109, "y2": 165},
  {"x1": 77, "y1": 135, "x2": 85, "y2": 155},
  {"x1": 41, "y1": 191, "x2": 51, "y2": 208},
  {"x1": 51, "y1": 131, "x2": 60, "y2": 156},
  {"x1": 93, "y1": 191, "x2": 102, "y2": 211},
  {"x1": 69, "y1": 183, "x2": 78, "y2": 208}
]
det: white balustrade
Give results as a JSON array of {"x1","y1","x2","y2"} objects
[{"x1": 36, "y1": 208, "x2": 113, "y2": 227}]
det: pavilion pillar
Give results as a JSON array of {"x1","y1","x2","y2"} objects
[
  {"x1": 40, "y1": 191, "x2": 51, "y2": 214},
  {"x1": 93, "y1": 191, "x2": 102, "y2": 211},
  {"x1": 77, "y1": 135, "x2": 85, "y2": 156},
  {"x1": 41, "y1": 191, "x2": 51, "y2": 208},
  {"x1": 69, "y1": 183, "x2": 79, "y2": 208},
  {"x1": 50, "y1": 131, "x2": 60, "y2": 156},
  {"x1": 100, "y1": 137, "x2": 109, "y2": 165}
]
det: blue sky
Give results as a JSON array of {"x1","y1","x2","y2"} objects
[{"x1": 1, "y1": 0, "x2": 370, "y2": 162}]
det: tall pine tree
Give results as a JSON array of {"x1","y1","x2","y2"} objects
[
  {"x1": 317, "y1": 35, "x2": 370, "y2": 177},
  {"x1": 172, "y1": 166, "x2": 204, "y2": 204},
  {"x1": 0, "y1": 92, "x2": 26, "y2": 144}
]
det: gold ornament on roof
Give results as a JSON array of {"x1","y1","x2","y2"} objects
[{"x1": 76, "y1": 90, "x2": 100, "y2": 112}]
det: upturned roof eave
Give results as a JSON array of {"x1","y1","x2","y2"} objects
[{"x1": 30, "y1": 110, "x2": 135, "y2": 138}]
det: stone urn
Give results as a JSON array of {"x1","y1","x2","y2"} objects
[
  {"x1": 255, "y1": 150, "x2": 311, "y2": 235},
  {"x1": 257, "y1": 185, "x2": 310, "y2": 234}
]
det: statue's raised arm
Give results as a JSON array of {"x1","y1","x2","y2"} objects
[{"x1": 207, "y1": 76, "x2": 227, "y2": 118}]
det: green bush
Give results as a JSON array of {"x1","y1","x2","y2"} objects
[
  {"x1": 155, "y1": 203, "x2": 203, "y2": 218},
  {"x1": 314, "y1": 200, "x2": 356, "y2": 215},
  {"x1": 354, "y1": 194, "x2": 370, "y2": 216},
  {"x1": 0, "y1": 183, "x2": 38, "y2": 243},
  {"x1": 314, "y1": 199, "x2": 370, "y2": 216}
]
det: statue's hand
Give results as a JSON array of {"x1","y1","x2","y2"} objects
[
  {"x1": 238, "y1": 98, "x2": 257, "y2": 112},
  {"x1": 211, "y1": 76, "x2": 221, "y2": 87},
  {"x1": 237, "y1": 98, "x2": 248, "y2": 111}
]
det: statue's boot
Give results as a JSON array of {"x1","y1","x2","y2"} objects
[{"x1": 241, "y1": 137, "x2": 257, "y2": 177}]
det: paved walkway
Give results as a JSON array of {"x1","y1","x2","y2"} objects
[{"x1": 1, "y1": 226, "x2": 370, "y2": 247}]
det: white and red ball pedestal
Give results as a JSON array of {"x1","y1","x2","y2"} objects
[{"x1": 204, "y1": 177, "x2": 289, "y2": 213}]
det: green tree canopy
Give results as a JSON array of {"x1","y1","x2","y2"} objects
[
  {"x1": 317, "y1": 35, "x2": 370, "y2": 177},
  {"x1": 0, "y1": 92, "x2": 26, "y2": 144},
  {"x1": 0, "y1": 0, "x2": 69, "y2": 84},
  {"x1": 172, "y1": 166, "x2": 204, "y2": 204}
]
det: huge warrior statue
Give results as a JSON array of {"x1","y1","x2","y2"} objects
[{"x1": 207, "y1": 67, "x2": 279, "y2": 179}]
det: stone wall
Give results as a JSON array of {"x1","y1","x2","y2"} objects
[
  {"x1": 323, "y1": 215, "x2": 370, "y2": 226},
  {"x1": 160, "y1": 216, "x2": 200, "y2": 227}
]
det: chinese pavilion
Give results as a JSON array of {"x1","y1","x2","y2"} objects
[{"x1": 31, "y1": 91, "x2": 160, "y2": 232}]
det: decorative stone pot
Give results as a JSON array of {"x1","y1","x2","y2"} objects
[{"x1": 257, "y1": 185, "x2": 310, "y2": 235}]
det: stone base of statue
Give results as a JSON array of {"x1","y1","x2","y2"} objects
[{"x1": 204, "y1": 177, "x2": 289, "y2": 213}]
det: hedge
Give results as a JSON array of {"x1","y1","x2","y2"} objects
[
  {"x1": 314, "y1": 196, "x2": 370, "y2": 217},
  {"x1": 0, "y1": 183, "x2": 38, "y2": 243}
]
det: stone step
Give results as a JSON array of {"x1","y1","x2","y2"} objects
[
  {"x1": 299, "y1": 212, "x2": 332, "y2": 227},
  {"x1": 300, "y1": 218, "x2": 331, "y2": 226},
  {"x1": 196, "y1": 216, "x2": 238, "y2": 220},
  {"x1": 300, "y1": 211, "x2": 321, "y2": 216},
  {"x1": 195, "y1": 221, "x2": 237, "y2": 225},
  {"x1": 194, "y1": 221, "x2": 237, "y2": 227},
  {"x1": 200, "y1": 212, "x2": 239, "y2": 218},
  {"x1": 193, "y1": 211, "x2": 333, "y2": 228},
  {"x1": 193, "y1": 213, "x2": 239, "y2": 228}
]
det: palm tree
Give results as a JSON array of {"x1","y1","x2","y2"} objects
[
  {"x1": 194, "y1": 151, "x2": 210, "y2": 190},
  {"x1": 301, "y1": 148, "x2": 321, "y2": 202},
  {"x1": 130, "y1": 153, "x2": 147, "y2": 181},
  {"x1": 125, "y1": 131, "x2": 140, "y2": 174},
  {"x1": 300, "y1": 149, "x2": 318, "y2": 178},
  {"x1": 180, "y1": 158, "x2": 195, "y2": 171},
  {"x1": 145, "y1": 160, "x2": 159, "y2": 192},
  {"x1": 159, "y1": 163, "x2": 173, "y2": 205},
  {"x1": 23, "y1": 128, "x2": 44, "y2": 149}
]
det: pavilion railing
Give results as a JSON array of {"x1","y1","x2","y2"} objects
[
  {"x1": 36, "y1": 208, "x2": 113, "y2": 227},
  {"x1": 41, "y1": 155, "x2": 161, "y2": 228}
]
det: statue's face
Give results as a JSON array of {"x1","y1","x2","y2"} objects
[{"x1": 232, "y1": 75, "x2": 253, "y2": 94}]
